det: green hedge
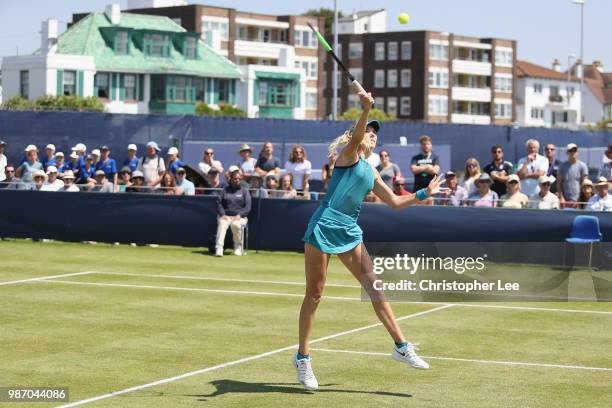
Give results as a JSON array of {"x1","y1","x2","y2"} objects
[
  {"x1": 1, "y1": 95, "x2": 105, "y2": 112},
  {"x1": 195, "y1": 103, "x2": 246, "y2": 117}
]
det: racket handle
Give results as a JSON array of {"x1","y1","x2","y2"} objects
[{"x1": 351, "y1": 80, "x2": 366, "y2": 94}]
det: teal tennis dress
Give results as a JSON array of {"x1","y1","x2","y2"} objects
[{"x1": 303, "y1": 158, "x2": 375, "y2": 254}]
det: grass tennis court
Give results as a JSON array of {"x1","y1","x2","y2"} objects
[{"x1": 1, "y1": 240, "x2": 611, "y2": 407}]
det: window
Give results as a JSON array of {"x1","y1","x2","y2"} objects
[
  {"x1": 259, "y1": 81, "x2": 295, "y2": 107},
  {"x1": 306, "y1": 92, "x2": 317, "y2": 109},
  {"x1": 400, "y1": 96, "x2": 411, "y2": 116},
  {"x1": 429, "y1": 70, "x2": 449, "y2": 88},
  {"x1": 218, "y1": 79, "x2": 230, "y2": 103},
  {"x1": 428, "y1": 96, "x2": 448, "y2": 116},
  {"x1": 144, "y1": 33, "x2": 170, "y2": 57},
  {"x1": 530, "y1": 107, "x2": 544, "y2": 119},
  {"x1": 375, "y1": 42, "x2": 385, "y2": 61},
  {"x1": 401, "y1": 69, "x2": 412, "y2": 88},
  {"x1": 63, "y1": 70, "x2": 76, "y2": 95},
  {"x1": 494, "y1": 75, "x2": 512, "y2": 92},
  {"x1": 295, "y1": 30, "x2": 317, "y2": 48},
  {"x1": 374, "y1": 69, "x2": 385, "y2": 88},
  {"x1": 495, "y1": 102, "x2": 512, "y2": 118},
  {"x1": 195, "y1": 78, "x2": 206, "y2": 101},
  {"x1": 20, "y1": 70, "x2": 29, "y2": 98},
  {"x1": 258, "y1": 82, "x2": 268, "y2": 105},
  {"x1": 401, "y1": 41, "x2": 412, "y2": 60},
  {"x1": 202, "y1": 20, "x2": 228, "y2": 40},
  {"x1": 351, "y1": 68, "x2": 363, "y2": 83},
  {"x1": 388, "y1": 42, "x2": 398, "y2": 60},
  {"x1": 95, "y1": 73, "x2": 110, "y2": 99},
  {"x1": 550, "y1": 85, "x2": 559, "y2": 97},
  {"x1": 295, "y1": 60, "x2": 317, "y2": 79},
  {"x1": 567, "y1": 86, "x2": 575, "y2": 98},
  {"x1": 279, "y1": 30, "x2": 287, "y2": 43},
  {"x1": 387, "y1": 70, "x2": 398, "y2": 87},
  {"x1": 260, "y1": 29, "x2": 271, "y2": 42},
  {"x1": 348, "y1": 42, "x2": 363, "y2": 59},
  {"x1": 387, "y1": 97, "x2": 397, "y2": 116},
  {"x1": 115, "y1": 31, "x2": 129, "y2": 55},
  {"x1": 184, "y1": 36, "x2": 197, "y2": 59},
  {"x1": 495, "y1": 49, "x2": 513, "y2": 66},
  {"x1": 374, "y1": 97, "x2": 384, "y2": 111},
  {"x1": 124, "y1": 74, "x2": 137, "y2": 100},
  {"x1": 429, "y1": 43, "x2": 449, "y2": 60},
  {"x1": 151, "y1": 75, "x2": 165, "y2": 100},
  {"x1": 348, "y1": 94, "x2": 360, "y2": 109},
  {"x1": 533, "y1": 83, "x2": 543, "y2": 93}
]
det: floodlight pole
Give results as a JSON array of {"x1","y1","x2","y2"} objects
[{"x1": 332, "y1": 0, "x2": 339, "y2": 120}]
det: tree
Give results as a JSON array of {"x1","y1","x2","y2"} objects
[
  {"x1": 302, "y1": 7, "x2": 343, "y2": 34},
  {"x1": 338, "y1": 107, "x2": 397, "y2": 122}
]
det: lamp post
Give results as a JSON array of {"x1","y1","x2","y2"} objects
[{"x1": 572, "y1": 0, "x2": 585, "y2": 124}]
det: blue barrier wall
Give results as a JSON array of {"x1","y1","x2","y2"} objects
[{"x1": 0, "y1": 190, "x2": 610, "y2": 250}]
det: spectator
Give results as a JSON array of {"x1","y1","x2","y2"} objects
[
  {"x1": 176, "y1": 167, "x2": 195, "y2": 196},
  {"x1": 322, "y1": 151, "x2": 337, "y2": 192},
  {"x1": 55, "y1": 152, "x2": 66, "y2": 173},
  {"x1": 602, "y1": 144, "x2": 612, "y2": 165},
  {"x1": 544, "y1": 143, "x2": 560, "y2": 194},
  {"x1": 500, "y1": 174, "x2": 529, "y2": 208},
  {"x1": 598, "y1": 147, "x2": 612, "y2": 180},
  {"x1": 364, "y1": 121, "x2": 381, "y2": 167},
  {"x1": 460, "y1": 157, "x2": 481, "y2": 196},
  {"x1": 96, "y1": 146, "x2": 118, "y2": 186},
  {"x1": 278, "y1": 173, "x2": 298, "y2": 199},
  {"x1": 91, "y1": 170, "x2": 114, "y2": 193},
  {"x1": 517, "y1": 139, "x2": 548, "y2": 197},
  {"x1": 255, "y1": 142, "x2": 281, "y2": 177},
  {"x1": 41, "y1": 144, "x2": 56, "y2": 170},
  {"x1": 199, "y1": 148, "x2": 224, "y2": 175},
  {"x1": 376, "y1": 150, "x2": 402, "y2": 189},
  {"x1": 437, "y1": 171, "x2": 467, "y2": 207},
  {"x1": 558, "y1": 143, "x2": 588, "y2": 206},
  {"x1": 78, "y1": 155, "x2": 96, "y2": 186},
  {"x1": 137, "y1": 141, "x2": 165, "y2": 186},
  {"x1": 31, "y1": 169, "x2": 47, "y2": 191},
  {"x1": 483, "y1": 146, "x2": 512, "y2": 196},
  {"x1": 237, "y1": 144, "x2": 257, "y2": 179},
  {"x1": 365, "y1": 190, "x2": 382, "y2": 203},
  {"x1": 91, "y1": 149, "x2": 101, "y2": 169},
  {"x1": 249, "y1": 175, "x2": 268, "y2": 198},
  {"x1": 0, "y1": 165, "x2": 25, "y2": 190},
  {"x1": 586, "y1": 177, "x2": 612, "y2": 211},
  {"x1": 578, "y1": 179, "x2": 594, "y2": 209},
  {"x1": 410, "y1": 135, "x2": 440, "y2": 192},
  {"x1": 123, "y1": 144, "x2": 140, "y2": 172},
  {"x1": 60, "y1": 170, "x2": 80, "y2": 192},
  {"x1": 42, "y1": 166, "x2": 63, "y2": 191},
  {"x1": 529, "y1": 176, "x2": 559, "y2": 210},
  {"x1": 126, "y1": 171, "x2": 146, "y2": 193},
  {"x1": 16, "y1": 145, "x2": 43, "y2": 187},
  {"x1": 72, "y1": 142, "x2": 87, "y2": 159},
  {"x1": 166, "y1": 147, "x2": 184, "y2": 175},
  {"x1": 116, "y1": 166, "x2": 132, "y2": 192},
  {"x1": 205, "y1": 168, "x2": 224, "y2": 196},
  {"x1": 215, "y1": 171, "x2": 251, "y2": 257},
  {"x1": 65, "y1": 152, "x2": 82, "y2": 180},
  {"x1": 157, "y1": 171, "x2": 179, "y2": 195},
  {"x1": 0, "y1": 141, "x2": 6, "y2": 182},
  {"x1": 392, "y1": 176, "x2": 411, "y2": 196},
  {"x1": 265, "y1": 174, "x2": 281, "y2": 198},
  {"x1": 285, "y1": 144, "x2": 312, "y2": 193},
  {"x1": 467, "y1": 173, "x2": 498, "y2": 207}
]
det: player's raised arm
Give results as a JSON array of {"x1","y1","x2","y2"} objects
[{"x1": 342, "y1": 91, "x2": 374, "y2": 159}]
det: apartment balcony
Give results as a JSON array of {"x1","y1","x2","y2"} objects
[
  {"x1": 451, "y1": 113, "x2": 491, "y2": 125},
  {"x1": 234, "y1": 40, "x2": 292, "y2": 60},
  {"x1": 547, "y1": 95, "x2": 564, "y2": 105},
  {"x1": 452, "y1": 59, "x2": 492, "y2": 76},
  {"x1": 452, "y1": 86, "x2": 492, "y2": 102}
]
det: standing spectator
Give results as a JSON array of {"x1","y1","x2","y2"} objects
[
  {"x1": 215, "y1": 171, "x2": 252, "y2": 257},
  {"x1": 0, "y1": 165, "x2": 25, "y2": 189},
  {"x1": 557, "y1": 143, "x2": 588, "y2": 206},
  {"x1": 459, "y1": 157, "x2": 481, "y2": 196},
  {"x1": 60, "y1": 170, "x2": 80, "y2": 192},
  {"x1": 544, "y1": 144, "x2": 560, "y2": 194},
  {"x1": 483, "y1": 146, "x2": 512, "y2": 196},
  {"x1": 16, "y1": 145, "x2": 43, "y2": 188},
  {"x1": 91, "y1": 149, "x2": 101, "y2": 169},
  {"x1": 78, "y1": 155, "x2": 96, "y2": 187},
  {"x1": 166, "y1": 147, "x2": 184, "y2": 175},
  {"x1": 157, "y1": 171, "x2": 179, "y2": 195},
  {"x1": 517, "y1": 139, "x2": 549, "y2": 197},
  {"x1": 137, "y1": 141, "x2": 165, "y2": 186},
  {"x1": 364, "y1": 120, "x2": 381, "y2": 167},
  {"x1": 410, "y1": 135, "x2": 440, "y2": 192},
  {"x1": 278, "y1": 173, "x2": 298, "y2": 199},
  {"x1": 602, "y1": 144, "x2": 612, "y2": 165},
  {"x1": 65, "y1": 152, "x2": 82, "y2": 180},
  {"x1": 437, "y1": 171, "x2": 467, "y2": 206},
  {"x1": 31, "y1": 170, "x2": 47, "y2": 191},
  {"x1": 322, "y1": 151, "x2": 337, "y2": 192},
  {"x1": 55, "y1": 152, "x2": 66, "y2": 173},
  {"x1": 578, "y1": 179, "x2": 595, "y2": 209},
  {"x1": 126, "y1": 171, "x2": 146, "y2": 193},
  {"x1": 41, "y1": 144, "x2": 57, "y2": 170},
  {"x1": 96, "y1": 146, "x2": 118, "y2": 186},
  {"x1": 285, "y1": 144, "x2": 312, "y2": 192},
  {"x1": 255, "y1": 141, "x2": 280, "y2": 177},
  {"x1": 500, "y1": 174, "x2": 529, "y2": 209},
  {"x1": 376, "y1": 150, "x2": 402, "y2": 189},
  {"x1": 392, "y1": 176, "x2": 411, "y2": 196},
  {"x1": 586, "y1": 177, "x2": 612, "y2": 211},
  {"x1": 238, "y1": 144, "x2": 257, "y2": 178},
  {"x1": 116, "y1": 166, "x2": 132, "y2": 192},
  {"x1": 0, "y1": 141, "x2": 6, "y2": 181},
  {"x1": 467, "y1": 173, "x2": 498, "y2": 207},
  {"x1": 123, "y1": 144, "x2": 140, "y2": 172},
  {"x1": 42, "y1": 166, "x2": 63, "y2": 191},
  {"x1": 176, "y1": 167, "x2": 195, "y2": 196},
  {"x1": 598, "y1": 147, "x2": 612, "y2": 180},
  {"x1": 91, "y1": 170, "x2": 114, "y2": 193},
  {"x1": 529, "y1": 176, "x2": 559, "y2": 209},
  {"x1": 199, "y1": 148, "x2": 224, "y2": 174}
]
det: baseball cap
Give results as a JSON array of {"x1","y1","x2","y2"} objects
[
  {"x1": 595, "y1": 177, "x2": 609, "y2": 187},
  {"x1": 228, "y1": 165, "x2": 240, "y2": 173},
  {"x1": 0, "y1": 141, "x2": 6, "y2": 146},
  {"x1": 62, "y1": 170, "x2": 75, "y2": 179},
  {"x1": 95, "y1": 170, "x2": 106, "y2": 176},
  {"x1": 70, "y1": 152, "x2": 79, "y2": 159},
  {"x1": 55, "y1": 152, "x2": 64, "y2": 157},
  {"x1": 444, "y1": 171, "x2": 456, "y2": 178},
  {"x1": 566, "y1": 143, "x2": 578, "y2": 151},
  {"x1": 168, "y1": 146, "x2": 179, "y2": 155},
  {"x1": 366, "y1": 120, "x2": 381, "y2": 133},
  {"x1": 120, "y1": 166, "x2": 132, "y2": 174},
  {"x1": 478, "y1": 173, "x2": 492, "y2": 183},
  {"x1": 132, "y1": 170, "x2": 144, "y2": 179},
  {"x1": 127, "y1": 143, "x2": 137, "y2": 151},
  {"x1": 146, "y1": 141, "x2": 161, "y2": 151},
  {"x1": 24, "y1": 144, "x2": 38, "y2": 152},
  {"x1": 507, "y1": 174, "x2": 520, "y2": 183},
  {"x1": 176, "y1": 167, "x2": 186, "y2": 174},
  {"x1": 45, "y1": 144, "x2": 56, "y2": 151},
  {"x1": 100, "y1": 145, "x2": 110, "y2": 151},
  {"x1": 46, "y1": 165, "x2": 58, "y2": 174},
  {"x1": 91, "y1": 149, "x2": 101, "y2": 156},
  {"x1": 72, "y1": 143, "x2": 86, "y2": 152},
  {"x1": 85, "y1": 154, "x2": 93, "y2": 161},
  {"x1": 393, "y1": 176, "x2": 406, "y2": 185},
  {"x1": 538, "y1": 175, "x2": 555, "y2": 185}
]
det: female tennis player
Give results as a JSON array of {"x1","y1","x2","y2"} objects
[{"x1": 294, "y1": 90, "x2": 445, "y2": 390}]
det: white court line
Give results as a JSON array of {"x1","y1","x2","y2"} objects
[
  {"x1": 0, "y1": 271, "x2": 94, "y2": 286},
  {"x1": 311, "y1": 348, "x2": 612, "y2": 372},
  {"x1": 54, "y1": 304, "x2": 452, "y2": 407}
]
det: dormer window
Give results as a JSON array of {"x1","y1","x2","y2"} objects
[
  {"x1": 184, "y1": 36, "x2": 197, "y2": 59},
  {"x1": 143, "y1": 33, "x2": 170, "y2": 57},
  {"x1": 115, "y1": 31, "x2": 129, "y2": 55}
]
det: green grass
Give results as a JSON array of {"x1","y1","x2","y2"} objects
[{"x1": 0, "y1": 239, "x2": 611, "y2": 407}]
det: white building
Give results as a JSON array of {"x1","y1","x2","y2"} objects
[
  {"x1": 337, "y1": 9, "x2": 386, "y2": 34},
  {"x1": 582, "y1": 62, "x2": 612, "y2": 124},
  {"x1": 515, "y1": 60, "x2": 581, "y2": 129}
]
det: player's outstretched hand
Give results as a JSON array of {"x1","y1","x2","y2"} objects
[
  {"x1": 425, "y1": 174, "x2": 447, "y2": 197},
  {"x1": 358, "y1": 91, "x2": 374, "y2": 108}
]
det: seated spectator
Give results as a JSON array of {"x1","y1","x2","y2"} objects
[
  {"x1": 60, "y1": 170, "x2": 80, "y2": 192},
  {"x1": 157, "y1": 171, "x2": 179, "y2": 195},
  {"x1": 322, "y1": 151, "x2": 337, "y2": 192},
  {"x1": 78, "y1": 154, "x2": 96, "y2": 187},
  {"x1": 437, "y1": 171, "x2": 467, "y2": 206},
  {"x1": 484, "y1": 146, "x2": 512, "y2": 196},
  {"x1": 215, "y1": 171, "x2": 251, "y2": 257},
  {"x1": 459, "y1": 157, "x2": 481, "y2": 196},
  {"x1": 528, "y1": 176, "x2": 559, "y2": 210},
  {"x1": 137, "y1": 141, "x2": 165, "y2": 186},
  {"x1": 116, "y1": 166, "x2": 132, "y2": 192},
  {"x1": 376, "y1": 150, "x2": 402, "y2": 189},
  {"x1": 96, "y1": 146, "x2": 118, "y2": 186},
  {"x1": 91, "y1": 170, "x2": 114, "y2": 193},
  {"x1": 364, "y1": 190, "x2": 382, "y2": 203},
  {"x1": 176, "y1": 167, "x2": 195, "y2": 196},
  {"x1": 255, "y1": 142, "x2": 280, "y2": 177},
  {"x1": 500, "y1": 174, "x2": 529, "y2": 209},
  {"x1": 603, "y1": 144, "x2": 612, "y2": 165},
  {"x1": 392, "y1": 176, "x2": 411, "y2": 196},
  {"x1": 42, "y1": 166, "x2": 63, "y2": 191},
  {"x1": 16, "y1": 145, "x2": 43, "y2": 188},
  {"x1": 124, "y1": 144, "x2": 140, "y2": 172},
  {"x1": 265, "y1": 174, "x2": 281, "y2": 198},
  {"x1": 285, "y1": 144, "x2": 312, "y2": 192},
  {"x1": 31, "y1": 170, "x2": 47, "y2": 191},
  {"x1": 237, "y1": 144, "x2": 257, "y2": 178},
  {"x1": 278, "y1": 173, "x2": 298, "y2": 199},
  {"x1": 41, "y1": 144, "x2": 56, "y2": 171},
  {"x1": 205, "y1": 168, "x2": 224, "y2": 196},
  {"x1": 467, "y1": 173, "x2": 498, "y2": 207},
  {"x1": 166, "y1": 147, "x2": 184, "y2": 175},
  {"x1": 0, "y1": 165, "x2": 25, "y2": 190},
  {"x1": 0, "y1": 140, "x2": 6, "y2": 182},
  {"x1": 586, "y1": 177, "x2": 612, "y2": 211},
  {"x1": 126, "y1": 171, "x2": 146, "y2": 193},
  {"x1": 249, "y1": 176, "x2": 268, "y2": 198},
  {"x1": 578, "y1": 179, "x2": 594, "y2": 209}
]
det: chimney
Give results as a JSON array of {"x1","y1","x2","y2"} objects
[
  {"x1": 41, "y1": 19, "x2": 58, "y2": 54},
  {"x1": 593, "y1": 60, "x2": 604, "y2": 73},
  {"x1": 105, "y1": 4, "x2": 121, "y2": 25},
  {"x1": 575, "y1": 59, "x2": 583, "y2": 78},
  {"x1": 552, "y1": 59, "x2": 561, "y2": 72}
]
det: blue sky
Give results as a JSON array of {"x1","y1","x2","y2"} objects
[{"x1": 1, "y1": 0, "x2": 611, "y2": 70}]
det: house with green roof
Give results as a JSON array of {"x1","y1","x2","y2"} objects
[{"x1": 1, "y1": 4, "x2": 242, "y2": 115}]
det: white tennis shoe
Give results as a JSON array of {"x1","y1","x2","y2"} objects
[
  {"x1": 391, "y1": 343, "x2": 430, "y2": 369},
  {"x1": 294, "y1": 354, "x2": 318, "y2": 390}
]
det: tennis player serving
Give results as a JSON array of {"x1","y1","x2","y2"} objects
[{"x1": 294, "y1": 88, "x2": 445, "y2": 390}]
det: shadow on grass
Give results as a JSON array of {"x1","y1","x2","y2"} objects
[{"x1": 188, "y1": 379, "x2": 412, "y2": 400}]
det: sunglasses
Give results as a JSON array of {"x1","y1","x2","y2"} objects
[
  {"x1": 205, "y1": 152, "x2": 214, "y2": 155},
  {"x1": 546, "y1": 148, "x2": 556, "y2": 151},
  {"x1": 540, "y1": 182, "x2": 551, "y2": 186},
  {"x1": 394, "y1": 183, "x2": 405, "y2": 186}
]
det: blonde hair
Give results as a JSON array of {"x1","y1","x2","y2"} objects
[{"x1": 328, "y1": 127, "x2": 372, "y2": 159}]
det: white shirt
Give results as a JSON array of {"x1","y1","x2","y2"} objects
[
  {"x1": 587, "y1": 193, "x2": 612, "y2": 211},
  {"x1": 61, "y1": 184, "x2": 80, "y2": 192},
  {"x1": 518, "y1": 154, "x2": 549, "y2": 196},
  {"x1": 198, "y1": 160, "x2": 223, "y2": 174},
  {"x1": 366, "y1": 152, "x2": 380, "y2": 168},
  {"x1": 137, "y1": 155, "x2": 166, "y2": 184},
  {"x1": 284, "y1": 160, "x2": 312, "y2": 190},
  {"x1": 42, "y1": 179, "x2": 64, "y2": 191},
  {"x1": 240, "y1": 157, "x2": 257, "y2": 174},
  {"x1": 459, "y1": 175, "x2": 479, "y2": 196},
  {"x1": 528, "y1": 192, "x2": 560, "y2": 210},
  {"x1": 0, "y1": 154, "x2": 6, "y2": 181}
]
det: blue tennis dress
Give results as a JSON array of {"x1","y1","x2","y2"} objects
[{"x1": 303, "y1": 158, "x2": 375, "y2": 254}]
